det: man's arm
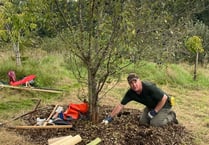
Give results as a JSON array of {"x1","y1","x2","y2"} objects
[
  {"x1": 154, "y1": 94, "x2": 168, "y2": 112},
  {"x1": 148, "y1": 94, "x2": 168, "y2": 119},
  {"x1": 102, "y1": 104, "x2": 124, "y2": 124},
  {"x1": 109, "y1": 104, "x2": 124, "y2": 117}
]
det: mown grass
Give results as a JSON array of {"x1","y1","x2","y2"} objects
[
  {"x1": 0, "y1": 50, "x2": 209, "y2": 144},
  {"x1": 172, "y1": 88, "x2": 209, "y2": 145}
]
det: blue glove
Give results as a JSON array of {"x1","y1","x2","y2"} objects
[
  {"x1": 102, "y1": 116, "x2": 113, "y2": 125},
  {"x1": 148, "y1": 110, "x2": 157, "y2": 119}
]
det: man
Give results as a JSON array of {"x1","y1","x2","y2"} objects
[{"x1": 102, "y1": 73, "x2": 178, "y2": 126}]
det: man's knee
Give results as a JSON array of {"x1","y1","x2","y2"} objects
[
  {"x1": 150, "y1": 110, "x2": 178, "y2": 126},
  {"x1": 150, "y1": 119, "x2": 167, "y2": 126},
  {"x1": 139, "y1": 107, "x2": 150, "y2": 125},
  {"x1": 139, "y1": 117, "x2": 149, "y2": 125}
]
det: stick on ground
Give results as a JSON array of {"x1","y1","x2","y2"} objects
[{"x1": 43, "y1": 104, "x2": 58, "y2": 126}]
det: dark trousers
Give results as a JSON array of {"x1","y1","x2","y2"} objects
[{"x1": 140, "y1": 107, "x2": 176, "y2": 126}]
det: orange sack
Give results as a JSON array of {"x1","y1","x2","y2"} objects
[{"x1": 64, "y1": 103, "x2": 88, "y2": 120}]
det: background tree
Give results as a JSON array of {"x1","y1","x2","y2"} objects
[
  {"x1": 185, "y1": 36, "x2": 204, "y2": 80},
  {"x1": 126, "y1": 0, "x2": 195, "y2": 64},
  {"x1": 185, "y1": 20, "x2": 209, "y2": 67},
  {"x1": 0, "y1": 1, "x2": 38, "y2": 66}
]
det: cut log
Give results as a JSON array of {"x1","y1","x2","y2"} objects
[
  {"x1": 50, "y1": 134, "x2": 82, "y2": 145},
  {"x1": 48, "y1": 136, "x2": 72, "y2": 144},
  {"x1": 10, "y1": 125, "x2": 73, "y2": 129},
  {"x1": 86, "y1": 137, "x2": 102, "y2": 145}
]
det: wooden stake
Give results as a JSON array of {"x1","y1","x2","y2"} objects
[
  {"x1": 0, "y1": 84, "x2": 63, "y2": 93},
  {"x1": 86, "y1": 138, "x2": 102, "y2": 145},
  {"x1": 9, "y1": 125, "x2": 73, "y2": 129}
]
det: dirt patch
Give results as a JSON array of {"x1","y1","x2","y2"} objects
[{"x1": 6, "y1": 105, "x2": 195, "y2": 145}]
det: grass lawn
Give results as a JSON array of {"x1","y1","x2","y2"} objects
[{"x1": 0, "y1": 50, "x2": 208, "y2": 144}]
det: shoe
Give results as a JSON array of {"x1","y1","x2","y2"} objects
[
  {"x1": 169, "y1": 111, "x2": 178, "y2": 124},
  {"x1": 53, "y1": 118, "x2": 71, "y2": 125}
]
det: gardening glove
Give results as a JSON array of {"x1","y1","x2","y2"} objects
[
  {"x1": 102, "y1": 116, "x2": 113, "y2": 125},
  {"x1": 36, "y1": 118, "x2": 46, "y2": 126},
  {"x1": 148, "y1": 110, "x2": 157, "y2": 119}
]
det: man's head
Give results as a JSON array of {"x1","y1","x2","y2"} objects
[
  {"x1": 127, "y1": 73, "x2": 142, "y2": 94},
  {"x1": 127, "y1": 73, "x2": 139, "y2": 83}
]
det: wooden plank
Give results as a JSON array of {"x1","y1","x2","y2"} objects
[
  {"x1": 50, "y1": 134, "x2": 82, "y2": 145},
  {"x1": 10, "y1": 125, "x2": 73, "y2": 129},
  {"x1": 48, "y1": 136, "x2": 72, "y2": 144},
  {"x1": 0, "y1": 84, "x2": 63, "y2": 93}
]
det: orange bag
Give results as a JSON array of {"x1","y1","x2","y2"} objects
[{"x1": 64, "y1": 103, "x2": 88, "y2": 120}]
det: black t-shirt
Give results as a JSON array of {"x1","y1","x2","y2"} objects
[{"x1": 121, "y1": 81, "x2": 171, "y2": 109}]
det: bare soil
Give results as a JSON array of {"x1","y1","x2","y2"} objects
[{"x1": 6, "y1": 105, "x2": 195, "y2": 145}]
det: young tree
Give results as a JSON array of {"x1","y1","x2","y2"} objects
[
  {"x1": 185, "y1": 36, "x2": 204, "y2": 80},
  {"x1": 185, "y1": 20, "x2": 209, "y2": 67},
  {"x1": 54, "y1": 0, "x2": 135, "y2": 122},
  {"x1": 0, "y1": 1, "x2": 37, "y2": 66}
]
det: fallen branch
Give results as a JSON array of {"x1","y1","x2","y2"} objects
[
  {"x1": 14, "y1": 99, "x2": 41, "y2": 120},
  {"x1": 0, "y1": 99, "x2": 41, "y2": 126}
]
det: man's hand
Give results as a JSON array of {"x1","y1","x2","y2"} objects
[
  {"x1": 148, "y1": 110, "x2": 157, "y2": 119},
  {"x1": 102, "y1": 116, "x2": 113, "y2": 125}
]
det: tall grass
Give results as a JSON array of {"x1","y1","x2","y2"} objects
[
  {"x1": 123, "y1": 61, "x2": 209, "y2": 89},
  {"x1": 0, "y1": 51, "x2": 72, "y2": 89},
  {"x1": 0, "y1": 50, "x2": 209, "y2": 118},
  {"x1": 1, "y1": 51, "x2": 209, "y2": 90}
]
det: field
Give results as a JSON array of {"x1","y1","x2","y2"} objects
[
  {"x1": 0, "y1": 50, "x2": 209, "y2": 144},
  {"x1": 0, "y1": 80, "x2": 209, "y2": 145}
]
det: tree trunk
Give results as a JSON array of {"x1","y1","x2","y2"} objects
[
  {"x1": 193, "y1": 52, "x2": 198, "y2": 81},
  {"x1": 203, "y1": 53, "x2": 208, "y2": 68},
  {"x1": 88, "y1": 70, "x2": 99, "y2": 123},
  {"x1": 13, "y1": 41, "x2": 22, "y2": 66}
]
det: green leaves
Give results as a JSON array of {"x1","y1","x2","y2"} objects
[{"x1": 185, "y1": 36, "x2": 204, "y2": 53}]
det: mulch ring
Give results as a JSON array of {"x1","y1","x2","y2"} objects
[{"x1": 7, "y1": 105, "x2": 195, "y2": 145}]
